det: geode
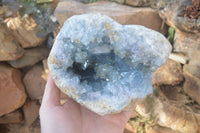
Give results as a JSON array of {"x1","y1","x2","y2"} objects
[{"x1": 48, "y1": 13, "x2": 172, "y2": 115}]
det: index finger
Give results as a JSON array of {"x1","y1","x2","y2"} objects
[{"x1": 41, "y1": 74, "x2": 61, "y2": 107}]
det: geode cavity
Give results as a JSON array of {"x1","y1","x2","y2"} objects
[{"x1": 48, "y1": 13, "x2": 172, "y2": 115}]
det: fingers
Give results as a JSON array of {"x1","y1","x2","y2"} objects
[
  {"x1": 62, "y1": 98, "x2": 81, "y2": 110},
  {"x1": 119, "y1": 105, "x2": 136, "y2": 122},
  {"x1": 41, "y1": 74, "x2": 61, "y2": 107},
  {"x1": 103, "y1": 105, "x2": 136, "y2": 127}
]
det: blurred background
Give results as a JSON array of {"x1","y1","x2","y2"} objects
[{"x1": 0, "y1": 0, "x2": 200, "y2": 133}]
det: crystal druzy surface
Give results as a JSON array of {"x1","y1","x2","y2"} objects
[{"x1": 48, "y1": 13, "x2": 172, "y2": 115}]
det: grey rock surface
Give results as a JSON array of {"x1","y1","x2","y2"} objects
[
  {"x1": 48, "y1": 13, "x2": 172, "y2": 115},
  {"x1": 158, "y1": 0, "x2": 200, "y2": 54}
]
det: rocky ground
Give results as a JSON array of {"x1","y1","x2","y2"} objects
[{"x1": 0, "y1": 0, "x2": 199, "y2": 133}]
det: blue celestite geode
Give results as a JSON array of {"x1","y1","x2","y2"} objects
[{"x1": 48, "y1": 13, "x2": 172, "y2": 115}]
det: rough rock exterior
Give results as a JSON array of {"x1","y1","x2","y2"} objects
[
  {"x1": 48, "y1": 13, "x2": 171, "y2": 115},
  {"x1": 8, "y1": 47, "x2": 49, "y2": 68},
  {"x1": 186, "y1": 50, "x2": 200, "y2": 79},
  {"x1": 173, "y1": 31, "x2": 200, "y2": 54},
  {"x1": 0, "y1": 23, "x2": 24, "y2": 61},
  {"x1": 0, "y1": 110, "x2": 23, "y2": 124},
  {"x1": 54, "y1": 0, "x2": 168, "y2": 35},
  {"x1": 124, "y1": 123, "x2": 137, "y2": 133},
  {"x1": 5, "y1": 122, "x2": 41, "y2": 133},
  {"x1": 183, "y1": 66, "x2": 200, "y2": 105},
  {"x1": 152, "y1": 59, "x2": 184, "y2": 86},
  {"x1": 23, "y1": 65, "x2": 46, "y2": 100},
  {"x1": 125, "y1": 0, "x2": 150, "y2": 7},
  {"x1": 146, "y1": 125, "x2": 182, "y2": 133},
  {"x1": 23, "y1": 100, "x2": 40, "y2": 126},
  {"x1": 7, "y1": 16, "x2": 46, "y2": 48},
  {"x1": 136, "y1": 95, "x2": 200, "y2": 133},
  {"x1": 0, "y1": 64, "x2": 27, "y2": 117}
]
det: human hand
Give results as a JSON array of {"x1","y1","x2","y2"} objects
[{"x1": 40, "y1": 74, "x2": 135, "y2": 133}]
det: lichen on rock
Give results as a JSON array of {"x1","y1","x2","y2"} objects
[{"x1": 48, "y1": 13, "x2": 172, "y2": 115}]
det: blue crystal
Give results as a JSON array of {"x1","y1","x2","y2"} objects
[{"x1": 48, "y1": 13, "x2": 172, "y2": 115}]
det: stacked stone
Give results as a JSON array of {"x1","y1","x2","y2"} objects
[
  {"x1": 134, "y1": 0, "x2": 200, "y2": 133},
  {"x1": 0, "y1": 1, "x2": 59, "y2": 132}
]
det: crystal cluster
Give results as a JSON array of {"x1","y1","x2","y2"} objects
[{"x1": 48, "y1": 13, "x2": 172, "y2": 115}]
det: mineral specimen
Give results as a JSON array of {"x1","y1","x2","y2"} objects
[{"x1": 48, "y1": 13, "x2": 172, "y2": 115}]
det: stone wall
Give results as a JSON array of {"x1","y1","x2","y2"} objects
[{"x1": 0, "y1": 0, "x2": 200, "y2": 133}]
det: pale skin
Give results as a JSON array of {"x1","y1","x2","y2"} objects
[{"x1": 40, "y1": 74, "x2": 135, "y2": 133}]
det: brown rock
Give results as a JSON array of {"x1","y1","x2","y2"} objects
[
  {"x1": 152, "y1": 59, "x2": 184, "y2": 86},
  {"x1": 0, "y1": 110, "x2": 23, "y2": 124},
  {"x1": 136, "y1": 95, "x2": 200, "y2": 133},
  {"x1": 183, "y1": 67, "x2": 200, "y2": 105},
  {"x1": 0, "y1": 124, "x2": 8, "y2": 133},
  {"x1": 54, "y1": 0, "x2": 168, "y2": 35},
  {"x1": 8, "y1": 47, "x2": 50, "y2": 68},
  {"x1": 0, "y1": 64, "x2": 27, "y2": 117},
  {"x1": 0, "y1": 23, "x2": 24, "y2": 61},
  {"x1": 0, "y1": 6, "x2": 13, "y2": 18},
  {"x1": 42, "y1": 59, "x2": 48, "y2": 71},
  {"x1": 146, "y1": 125, "x2": 181, "y2": 133},
  {"x1": 42, "y1": 59, "x2": 48, "y2": 81},
  {"x1": 159, "y1": 86, "x2": 188, "y2": 105},
  {"x1": 49, "y1": 0, "x2": 60, "y2": 13},
  {"x1": 6, "y1": 122, "x2": 41, "y2": 133},
  {"x1": 23, "y1": 100, "x2": 40, "y2": 126},
  {"x1": 23, "y1": 65, "x2": 46, "y2": 100},
  {"x1": 7, "y1": 16, "x2": 46, "y2": 48},
  {"x1": 125, "y1": 0, "x2": 150, "y2": 7},
  {"x1": 186, "y1": 50, "x2": 200, "y2": 79},
  {"x1": 53, "y1": 25, "x2": 61, "y2": 40},
  {"x1": 124, "y1": 123, "x2": 136, "y2": 133},
  {"x1": 173, "y1": 31, "x2": 200, "y2": 54}
]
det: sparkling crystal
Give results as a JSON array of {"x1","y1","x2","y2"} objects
[{"x1": 48, "y1": 13, "x2": 172, "y2": 115}]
